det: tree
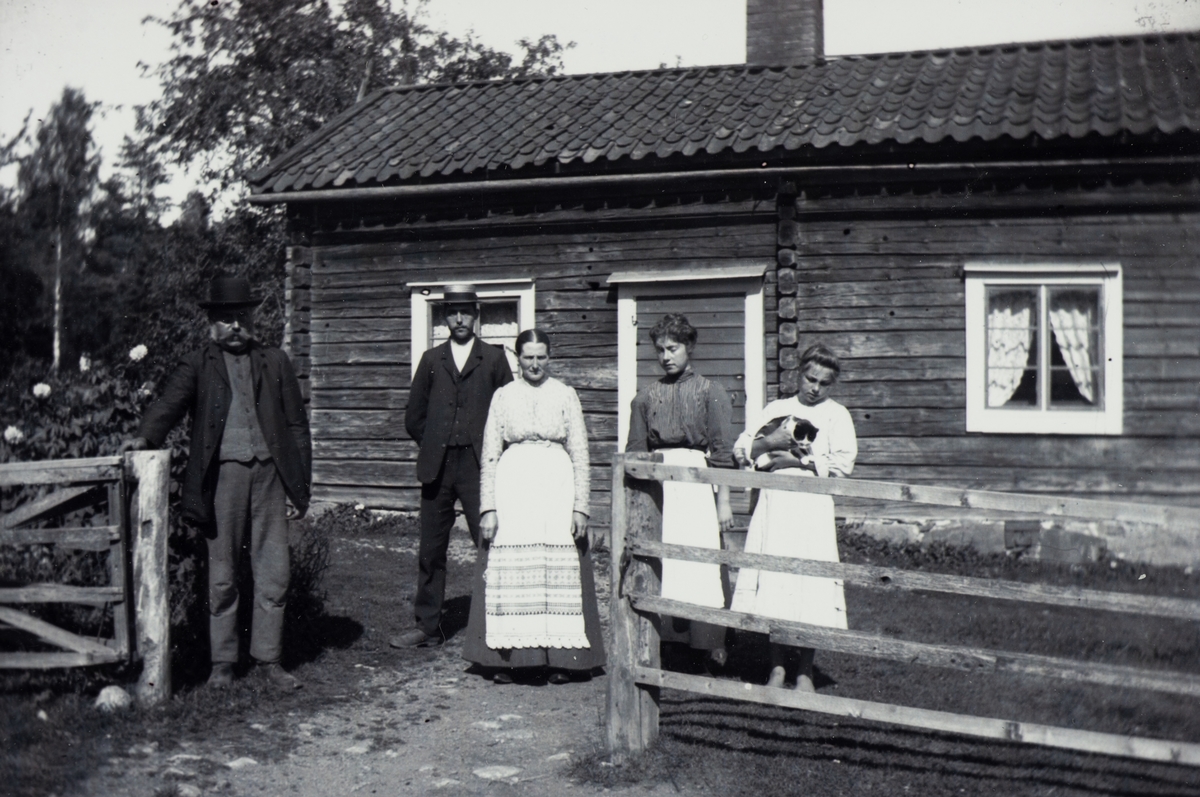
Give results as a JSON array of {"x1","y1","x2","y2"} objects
[
  {"x1": 17, "y1": 88, "x2": 102, "y2": 372},
  {"x1": 140, "y1": 0, "x2": 571, "y2": 189}
]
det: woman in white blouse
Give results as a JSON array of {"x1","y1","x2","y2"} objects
[
  {"x1": 732, "y1": 343, "x2": 858, "y2": 692},
  {"x1": 461, "y1": 329, "x2": 605, "y2": 685}
]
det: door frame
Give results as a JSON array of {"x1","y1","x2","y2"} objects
[{"x1": 608, "y1": 263, "x2": 767, "y2": 452}]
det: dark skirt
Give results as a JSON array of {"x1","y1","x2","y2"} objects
[{"x1": 461, "y1": 538, "x2": 607, "y2": 671}]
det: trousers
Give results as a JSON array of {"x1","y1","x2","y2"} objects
[
  {"x1": 209, "y1": 459, "x2": 290, "y2": 664},
  {"x1": 415, "y1": 446, "x2": 482, "y2": 636}
]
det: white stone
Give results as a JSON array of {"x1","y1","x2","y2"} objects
[
  {"x1": 473, "y1": 765, "x2": 521, "y2": 781},
  {"x1": 344, "y1": 742, "x2": 372, "y2": 755},
  {"x1": 498, "y1": 714, "x2": 523, "y2": 721},
  {"x1": 168, "y1": 753, "x2": 204, "y2": 764},
  {"x1": 226, "y1": 757, "x2": 259, "y2": 770},
  {"x1": 94, "y1": 686, "x2": 132, "y2": 712},
  {"x1": 431, "y1": 779, "x2": 463, "y2": 789},
  {"x1": 546, "y1": 752, "x2": 572, "y2": 762},
  {"x1": 176, "y1": 785, "x2": 202, "y2": 797},
  {"x1": 472, "y1": 720, "x2": 501, "y2": 730},
  {"x1": 160, "y1": 767, "x2": 195, "y2": 780},
  {"x1": 36, "y1": 710, "x2": 48, "y2": 721}
]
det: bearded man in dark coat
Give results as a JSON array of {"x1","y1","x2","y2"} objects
[
  {"x1": 391, "y1": 284, "x2": 514, "y2": 648},
  {"x1": 123, "y1": 274, "x2": 311, "y2": 690}
]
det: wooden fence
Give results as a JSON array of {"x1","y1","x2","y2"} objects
[
  {"x1": 605, "y1": 453, "x2": 1200, "y2": 766},
  {"x1": 0, "y1": 452, "x2": 171, "y2": 704}
]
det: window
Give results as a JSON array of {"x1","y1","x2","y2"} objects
[
  {"x1": 965, "y1": 264, "x2": 1122, "y2": 435},
  {"x1": 409, "y1": 279, "x2": 535, "y2": 376}
]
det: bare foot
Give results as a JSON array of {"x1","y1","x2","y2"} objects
[
  {"x1": 796, "y1": 674, "x2": 815, "y2": 693},
  {"x1": 766, "y1": 666, "x2": 786, "y2": 689}
]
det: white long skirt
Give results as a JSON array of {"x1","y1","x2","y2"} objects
[
  {"x1": 659, "y1": 448, "x2": 726, "y2": 609},
  {"x1": 484, "y1": 442, "x2": 589, "y2": 649},
  {"x1": 730, "y1": 469, "x2": 848, "y2": 629}
]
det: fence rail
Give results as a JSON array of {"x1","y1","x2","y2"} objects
[
  {"x1": 606, "y1": 453, "x2": 1200, "y2": 767},
  {"x1": 0, "y1": 452, "x2": 172, "y2": 704}
]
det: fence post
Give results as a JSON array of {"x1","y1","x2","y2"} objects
[
  {"x1": 606, "y1": 453, "x2": 663, "y2": 760},
  {"x1": 126, "y1": 450, "x2": 171, "y2": 705}
]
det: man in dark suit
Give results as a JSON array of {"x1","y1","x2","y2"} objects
[
  {"x1": 123, "y1": 274, "x2": 311, "y2": 690},
  {"x1": 391, "y1": 284, "x2": 514, "y2": 648}
]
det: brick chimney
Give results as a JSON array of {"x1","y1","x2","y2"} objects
[{"x1": 746, "y1": 0, "x2": 824, "y2": 65}]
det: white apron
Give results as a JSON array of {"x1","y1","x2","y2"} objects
[
  {"x1": 659, "y1": 448, "x2": 726, "y2": 609},
  {"x1": 485, "y1": 442, "x2": 589, "y2": 649}
]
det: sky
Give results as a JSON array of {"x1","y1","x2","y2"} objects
[{"x1": 1, "y1": 0, "x2": 1198, "y2": 211}]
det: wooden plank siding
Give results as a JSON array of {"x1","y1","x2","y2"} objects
[
  {"x1": 303, "y1": 197, "x2": 776, "y2": 522},
  {"x1": 788, "y1": 203, "x2": 1200, "y2": 509}
]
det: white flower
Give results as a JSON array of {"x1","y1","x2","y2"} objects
[
  {"x1": 78, "y1": 354, "x2": 91, "y2": 373},
  {"x1": 128, "y1": 344, "x2": 148, "y2": 362},
  {"x1": 3, "y1": 426, "x2": 23, "y2": 445},
  {"x1": 32, "y1": 383, "x2": 51, "y2": 399},
  {"x1": 354, "y1": 503, "x2": 366, "y2": 512}
]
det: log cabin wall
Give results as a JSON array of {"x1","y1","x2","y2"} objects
[
  {"x1": 775, "y1": 177, "x2": 1200, "y2": 560},
  {"x1": 285, "y1": 190, "x2": 778, "y2": 529}
]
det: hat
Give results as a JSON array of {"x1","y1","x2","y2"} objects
[
  {"x1": 199, "y1": 275, "x2": 262, "y2": 309},
  {"x1": 441, "y1": 283, "x2": 479, "y2": 304}
]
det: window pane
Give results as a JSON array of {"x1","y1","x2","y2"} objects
[
  {"x1": 985, "y1": 288, "x2": 1037, "y2": 408},
  {"x1": 1047, "y1": 288, "x2": 1101, "y2": 409},
  {"x1": 480, "y1": 299, "x2": 520, "y2": 371}
]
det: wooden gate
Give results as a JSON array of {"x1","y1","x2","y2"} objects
[
  {"x1": 0, "y1": 452, "x2": 172, "y2": 703},
  {"x1": 606, "y1": 452, "x2": 1200, "y2": 766}
]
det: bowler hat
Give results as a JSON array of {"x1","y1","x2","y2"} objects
[
  {"x1": 441, "y1": 283, "x2": 479, "y2": 304},
  {"x1": 199, "y1": 275, "x2": 262, "y2": 309}
]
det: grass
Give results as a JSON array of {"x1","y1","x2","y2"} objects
[{"x1": 570, "y1": 531, "x2": 1200, "y2": 797}]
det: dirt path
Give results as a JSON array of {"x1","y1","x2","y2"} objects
[{"x1": 72, "y1": 531, "x2": 683, "y2": 797}]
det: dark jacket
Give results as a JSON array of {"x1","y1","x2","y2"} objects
[
  {"x1": 405, "y1": 338, "x2": 514, "y2": 483},
  {"x1": 137, "y1": 341, "x2": 312, "y2": 525}
]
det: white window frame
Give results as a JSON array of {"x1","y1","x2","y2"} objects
[
  {"x1": 608, "y1": 263, "x2": 766, "y2": 452},
  {"x1": 409, "y1": 278, "x2": 536, "y2": 378},
  {"x1": 964, "y1": 263, "x2": 1123, "y2": 435}
]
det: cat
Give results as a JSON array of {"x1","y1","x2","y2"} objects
[{"x1": 752, "y1": 415, "x2": 820, "y2": 472}]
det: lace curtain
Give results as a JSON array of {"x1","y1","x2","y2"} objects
[
  {"x1": 986, "y1": 292, "x2": 1034, "y2": 407},
  {"x1": 1048, "y1": 291, "x2": 1096, "y2": 403}
]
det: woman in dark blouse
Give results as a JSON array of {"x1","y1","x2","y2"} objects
[{"x1": 626, "y1": 313, "x2": 734, "y2": 667}]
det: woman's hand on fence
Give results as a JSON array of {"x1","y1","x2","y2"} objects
[
  {"x1": 286, "y1": 503, "x2": 307, "y2": 521},
  {"x1": 481, "y1": 511, "x2": 499, "y2": 543},
  {"x1": 572, "y1": 511, "x2": 589, "y2": 543},
  {"x1": 716, "y1": 486, "x2": 735, "y2": 531},
  {"x1": 119, "y1": 437, "x2": 150, "y2": 453}
]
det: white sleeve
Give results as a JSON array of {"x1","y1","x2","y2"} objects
[{"x1": 815, "y1": 404, "x2": 857, "y2": 478}]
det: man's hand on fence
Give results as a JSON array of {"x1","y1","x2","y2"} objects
[
  {"x1": 286, "y1": 504, "x2": 307, "y2": 521},
  {"x1": 119, "y1": 437, "x2": 150, "y2": 453}
]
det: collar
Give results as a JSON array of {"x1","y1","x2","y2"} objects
[{"x1": 661, "y1": 367, "x2": 696, "y2": 386}]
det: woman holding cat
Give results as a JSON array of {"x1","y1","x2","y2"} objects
[{"x1": 731, "y1": 343, "x2": 857, "y2": 691}]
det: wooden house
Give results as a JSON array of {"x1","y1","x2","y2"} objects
[{"x1": 248, "y1": 0, "x2": 1200, "y2": 564}]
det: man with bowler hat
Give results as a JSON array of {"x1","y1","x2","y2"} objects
[
  {"x1": 392, "y1": 284, "x2": 514, "y2": 648},
  {"x1": 122, "y1": 273, "x2": 311, "y2": 690}
]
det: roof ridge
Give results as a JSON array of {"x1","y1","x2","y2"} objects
[{"x1": 358, "y1": 29, "x2": 1200, "y2": 98}]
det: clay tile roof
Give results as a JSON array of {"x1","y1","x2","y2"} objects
[{"x1": 250, "y1": 32, "x2": 1200, "y2": 195}]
